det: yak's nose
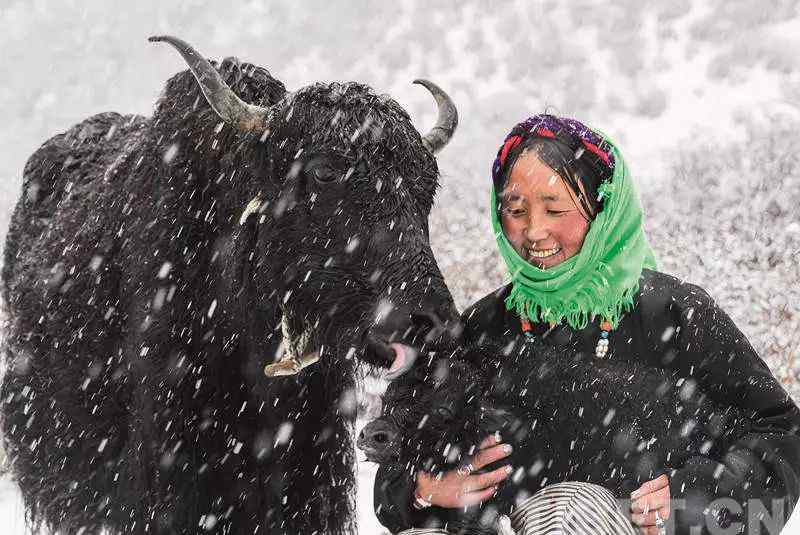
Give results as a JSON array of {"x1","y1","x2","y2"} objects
[
  {"x1": 410, "y1": 300, "x2": 462, "y2": 346},
  {"x1": 364, "y1": 298, "x2": 462, "y2": 377},
  {"x1": 373, "y1": 298, "x2": 462, "y2": 348},
  {"x1": 357, "y1": 420, "x2": 398, "y2": 451}
]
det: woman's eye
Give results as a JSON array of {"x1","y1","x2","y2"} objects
[
  {"x1": 547, "y1": 210, "x2": 568, "y2": 216},
  {"x1": 503, "y1": 207, "x2": 526, "y2": 217}
]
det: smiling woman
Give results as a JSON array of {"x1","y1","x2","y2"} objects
[{"x1": 372, "y1": 114, "x2": 800, "y2": 535}]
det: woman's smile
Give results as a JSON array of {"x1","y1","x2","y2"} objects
[
  {"x1": 524, "y1": 245, "x2": 564, "y2": 269},
  {"x1": 525, "y1": 246, "x2": 561, "y2": 259}
]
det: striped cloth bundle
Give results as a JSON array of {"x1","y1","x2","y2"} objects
[
  {"x1": 397, "y1": 481, "x2": 637, "y2": 535},
  {"x1": 508, "y1": 482, "x2": 636, "y2": 535}
]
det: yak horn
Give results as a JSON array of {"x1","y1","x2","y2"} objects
[
  {"x1": 413, "y1": 79, "x2": 458, "y2": 154},
  {"x1": 149, "y1": 35, "x2": 269, "y2": 133}
]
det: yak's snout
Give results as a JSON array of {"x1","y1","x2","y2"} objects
[
  {"x1": 364, "y1": 297, "x2": 461, "y2": 377},
  {"x1": 357, "y1": 419, "x2": 400, "y2": 463}
]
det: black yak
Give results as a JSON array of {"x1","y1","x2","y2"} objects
[
  {"x1": 1, "y1": 35, "x2": 461, "y2": 535},
  {"x1": 358, "y1": 340, "x2": 751, "y2": 534}
]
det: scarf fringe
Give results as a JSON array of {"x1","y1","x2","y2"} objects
[{"x1": 505, "y1": 279, "x2": 640, "y2": 330}]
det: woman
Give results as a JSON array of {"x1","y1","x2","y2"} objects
[{"x1": 373, "y1": 114, "x2": 800, "y2": 535}]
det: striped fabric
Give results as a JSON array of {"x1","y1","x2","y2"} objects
[
  {"x1": 509, "y1": 482, "x2": 637, "y2": 535},
  {"x1": 395, "y1": 529, "x2": 450, "y2": 534},
  {"x1": 396, "y1": 482, "x2": 636, "y2": 535}
]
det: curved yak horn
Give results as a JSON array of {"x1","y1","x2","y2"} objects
[
  {"x1": 149, "y1": 35, "x2": 269, "y2": 133},
  {"x1": 413, "y1": 79, "x2": 458, "y2": 154}
]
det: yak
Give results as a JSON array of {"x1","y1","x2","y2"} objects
[
  {"x1": 1, "y1": 35, "x2": 461, "y2": 535},
  {"x1": 358, "y1": 339, "x2": 751, "y2": 534}
]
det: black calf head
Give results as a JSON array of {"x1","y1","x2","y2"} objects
[
  {"x1": 358, "y1": 357, "x2": 511, "y2": 473},
  {"x1": 150, "y1": 36, "x2": 461, "y2": 372}
]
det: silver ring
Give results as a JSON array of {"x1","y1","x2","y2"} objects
[
  {"x1": 655, "y1": 511, "x2": 666, "y2": 535},
  {"x1": 457, "y1": 463, "x2": 474, "y2": 476}
]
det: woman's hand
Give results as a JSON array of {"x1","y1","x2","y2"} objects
[
  {"x1": 630, "y1": 474, "x2": 670, "y2": 535},
  {"x1": 415, "y1": 434, "x2": 513, "y2": 509}
]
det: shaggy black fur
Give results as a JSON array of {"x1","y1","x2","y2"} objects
[
  {"x1": 359, "y1": 340, "x2": 752, "y2": 534},
  {"x1": 2, "y1": 54, "x2": 456, "y2": 535}
]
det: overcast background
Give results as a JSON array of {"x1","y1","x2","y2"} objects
[{"x1": 1, "y1": 0, "x2": 799, "y2": 533}]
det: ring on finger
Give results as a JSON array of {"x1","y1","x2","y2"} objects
[
  {"x1": 457, "y1": 463, "x2": 475, "y2": 476},
  {"x1": 655, "y1": 511, "x2": 666, "y2": 535}
]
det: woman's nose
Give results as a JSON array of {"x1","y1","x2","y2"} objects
[{"x1": 524, "y1": 214, "x2": 549, "y2": 242}]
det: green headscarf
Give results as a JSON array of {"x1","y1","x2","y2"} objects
[{"x1": 492, "y1": 133, "x2": 657, "y2": 330}]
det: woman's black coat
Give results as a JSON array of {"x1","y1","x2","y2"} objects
[{"x1": 372, "y1": 269, "x2": 800, "y2": 534}]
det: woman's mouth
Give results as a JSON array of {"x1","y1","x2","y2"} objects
[{"x1": 526, "y1": 246, "x2": 561, "y2": 260}]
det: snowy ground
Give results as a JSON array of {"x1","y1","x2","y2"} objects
[{"x1": 1, "y1": 1, "x2": 799, "y2": 533}]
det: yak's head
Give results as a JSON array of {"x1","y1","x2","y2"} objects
[
  {"x1": 357, "y1": 354, "x2": 518, "y2": 474},
  {"x1": 150, "y1": 36, "x2": 461, "y2": 376}
]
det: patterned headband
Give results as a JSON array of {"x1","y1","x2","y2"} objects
[{"x1": 491, "y1": 114, "x2": 615, "y2": 188}]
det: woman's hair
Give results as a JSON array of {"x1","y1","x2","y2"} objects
[
  {"x1": 498, "y1": 136, "x2": 606, "y2": 220},
  {"x1": 491, "y1": 114, "x2": 616, "y2": 221}
]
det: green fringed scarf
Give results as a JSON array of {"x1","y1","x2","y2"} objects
[{"x1": 491, "y1": 134, "x2": 657, "y2": 330}]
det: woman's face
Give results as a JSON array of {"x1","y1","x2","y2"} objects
[{"x1": 500, "y1": 150, "x2": 591, "y2": 269}]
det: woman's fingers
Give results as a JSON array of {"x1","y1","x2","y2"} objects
[
  {"x1": 631, "y1": 493, "x2": 671, "y2": 515},
  {"x1": 415, "y1": 435, "x2": 512, "y2": 509},
  {"x1": 470, "y1": 443, "x2": 513, "y2": 471},
  {"x1": 477, "y1": 433, "x2": 502, "y2": 451},
  {"x1": 630, "y1": 474, "x2": 669, "y2": 499},
  {"x1": 465, "y1": 465, "x2": 512, "y2": 492},
  {"x1": 459, "y1": 484, "x2": 498, "y2": 507},
  {"x1": 630, "y1": 508, "x2": 669, "y2": 527},
  {"x1": 630, "y1": 473, "x2": 671, "y2": 528}
]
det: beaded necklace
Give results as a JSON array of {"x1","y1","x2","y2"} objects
[{"x1": 520, "y1": 317, "x2": 613, "y2": 359}]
